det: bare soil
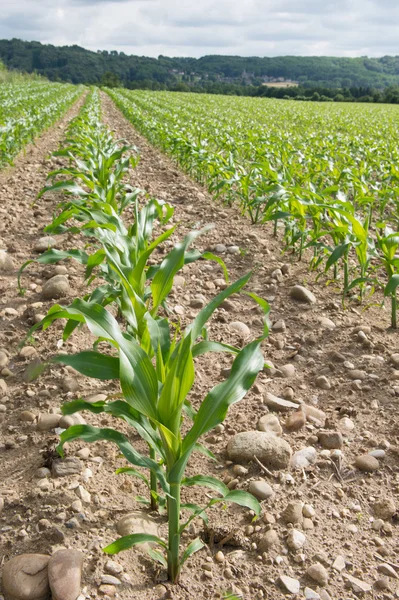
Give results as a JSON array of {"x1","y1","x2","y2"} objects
[{"x1": 0, "y1": 91, "x2": 398, "y2": 600}]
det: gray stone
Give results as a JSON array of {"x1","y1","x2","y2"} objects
[
  {"x1": 0, "y1": 251, "x2": 14, "y2": 272},
  {"x1": 42, "y1": 275, "x2": 69, "y2": 300},
  {"x1": 37, "y1": 413, "x2": 61, "y2": 431},
  {"x1": 286, "y1": 529, "x2": 306, "y2": 550},
  {"x1": 48, "y1": 549, "x2": 83, "y2": 600},
  {"x1": 332, "y1": 555, "x2": 346, "y2": 572},
  {"x1": 248, "y1": 480, "x2": 274, "y2": 500},
  {"x1": 373, "y1": 498, "x2": 396, "y2": 520},
  {"x1": 0, "y1": 351, "x2": 9, "y2": 368},
  {"x1": 281, "y1": 502, "x2": 303, "y2": 524},
  {"x1": 117, "y1": 511, "x2": 159, "y2": 550},
  {"x1": 258, "y1": 530, "x2": 279, "y2": 552},
  {"x1": 354, "y1": 454, "x2": 379, "y2": 472},
  {"x1": 229, "y1": 321, "x2": 250, "y2": 337},
  {"x1": 305, "y1": 588, "x2": 320, "y2": 599},
  {"x1": 34, "y1": 236, "x2": 59, "y2": 253},
  {"x1": 277, "y1": 364, "x2": 296, "y2": 378},
  {"x1": 307, "y1": 563, "x2": 329, "y2": 586},
  {"x1": 318, "y1": 431, "x2": 343, "y2": 449},
  {"x1": 344, "y1": 574, "x2": 372, "y2": 593},
  {"x1": 51, "y1": 458, "x2": 83, "y2": 477},
  {"x1": 104, "y1": 560, "x2": 123, "y2": 576},
  {"x1": 263, "y1": 392, "x2": 299, "y2": 412},
  {"x1": 291, "y1": 446, "x2": 317, "y2": 470},
  {"x1": 278, "y1": 575, "x2": 300, "y2": 594},
  {"x1": 290, "y1": 285, "x2": 317, "y2": 304},
  {"x1": 257, "y1": 413, "x2": 282, "y2": 436},
  {"x1": 75, "y1": 486, "x2": 91, "y2": 504},
  {"x1": 101, "y1": 575, "x2": 121, "y2": 586},
  {"x1": 315, "y1": 375, "x2": 331, "y2": 390},
  {"x1": 2, "y1": 553, "x2": 50, "y2": 600},
  {"x1": 227, "y1": 431, "x2": 292, "y2": 469}
]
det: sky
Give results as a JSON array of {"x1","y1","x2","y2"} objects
[{"x1": 1, "y1": 0, "x2": 398, "y2": 58}]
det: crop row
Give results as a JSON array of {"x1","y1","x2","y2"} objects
[
  {"x1": 106, "y1": 89, "x2": 399, "y2": 327},
  {"x1": 22, "y1": 88, "x2": 269, "y2": 582},
  {"x1": 0, "y1": 81, "x2": 83, "y2": 168}
]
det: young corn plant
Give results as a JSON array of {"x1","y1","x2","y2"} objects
[
  {"x1": 377, "y1": 227, "x2": 399, "y2": 328},
  {"x1": 31, "y1": 273, "x2": 267, "y2": 582}
]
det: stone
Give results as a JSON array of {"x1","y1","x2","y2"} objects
[
  {"x1": 303, "y1": 504, "x2": 315, "y2": 518},
  {"x1": 48, "y1": 549, "x2": 83, "y2": 600},
  {"x1": 291, "y1": 446, "x2": 317, "y2": 470},
  {"x1": 315, "y1": 375, "x2": 331, "y2": 390},
  {"x1": 303, "y1": 518, "x2": 314, "y2": 530},
  {"x1": 272, "y1": 319, "x2": 286, "y2": 332},
  {"x1": 0, "y1": 497, "x2": 4, "y2": 513},
  {"x1": 75, "y1": 486, "x2": 91, "y2": 504},
  {"x1": 304, "y1": 588, "x2": 320, "y2": 599},
  {"x1": 332, "y1": 555, "x2": 346, "y2": 572},
  {"x1": 286, "y1": 529, "x2": 306, "y2": 550},
  {"x1": 51, "y1": 458, "x2": 83, "y2": 477},
  {"x1": 318, "y1": 431, "x2": 343, "y2": 449},
  {"x1": 258, "y1": 530, "x2": 279, "y2": 552},
  {"x1": 278, "y1": 575, "x2": 300, "y2": 594},
  {"x1": 257, "y1": 413, "x2": 282, "y2": 436},
  {"x1": 20, "y1": 411, "x2": 36, "y2": 423},
  {"x1": 36, "y1": 468, "x2": 51, "y2": 479},
  {"x1": 374, "y1": 577, "x2": 390, "y2": 591},
  {"x1": 0, "y1": 251, "x2": 14, "y2": 272},
  {"x1": 104, "y1": 561, "x2": 123, "y2": 576},
  {"x1": 248, "y1": 480, "x2": 274, "y2": 500},
  {"x1": 373, "y1": 498, "x2": 396, "y2": 520},
  {"x1": 277, "y1": 364, "x2": 296, "y2": 378},
  {"x1": 227, "y1": 431, "x2": 292, "y2": 469},
  {"x1": 318, "y1": 317, "x2": 335, "y2": 329},
  {"x1": 378, "y1": 563, "x2": 398, "y2": 578},
  {"x1": 42, "y1": 275, "x2": 69, "y2": 300},
  {"x1": 285, "y1": 411, "x2": 306, "y2": 432},
  {"x1": 229, "y1": 321, "x2": 250, "y2": 337},
  {"x1": 347, "y1": 369, "x2": 366, "y2": 380},
  {"x1": 338, "y1": 417, "x2": 355, "y2": 432},
  {"x1": 34, "y1": 236, "x2": 58, "y2": 253},
  {"x1": 214, "y1": 244, "x2": 227, "y2": 253},
  {"x1": 301, "y1": 405, "x2": 326, "y2": 426},
  {"x1": 281, "y1": 502, "x2": 303, "y2": 524},
  {"x1": 307, "y1": 563, "x2": 329, "y2": 586},
  {"x1": 0, "y1": 351, "x2": 9, "y2": 368},
  {"x1": 344, "y1": 574, "x2": 372, "y2": 593},
  {"x1": 101, "y1": 575, "x2": 121, "y2": 586},
  {"x1": 290, "y1": 285, "x2": 316, "y2": 304},
  {"x1": 116, "y1": 511, "x2": 159, "y2": 549},
  {"x1": 263, "y1": 392, "x2": 299, "y2": 412},
  {"x1": 98, "y1": 584, "x2": 116, "y2": 597},
  {"x1": 2, "y1": 553, "x2": 50, "y2": 600},
  {"x1": 62, "y1": 378, "x2": 79, "y2": 393},
  {"x1": 354, "y1": 454, "x2": 379, "y2": 472},
  {"x1": 37, "y1": 413, "x2": 61, "y2": 431}
]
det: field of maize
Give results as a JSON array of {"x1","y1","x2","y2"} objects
[{"x1": 0, "y1": 83, "x2": 399, "y2": 600}]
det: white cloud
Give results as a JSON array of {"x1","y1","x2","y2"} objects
[{"x1": 0, "y1": 0, "x2": 397, "y2": 57}]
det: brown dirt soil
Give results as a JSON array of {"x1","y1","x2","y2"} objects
[{"x1": 0, "y1": 90, "x2": 399, "y2": 600}]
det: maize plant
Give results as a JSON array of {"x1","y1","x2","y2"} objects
[
  {"x1": 0, "y1": 81, "x2": 83, "y2": 168},
  {"x1": 29, "y1": 272, "x2": 268, "y2": 582}
]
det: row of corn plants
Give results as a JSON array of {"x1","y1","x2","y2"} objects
[
  {"x1": 106, "y1": 89, "x2": 399, "y2": 327},
  {"x1": 23, "y1": 88, "x2": 270, "y2": 583},
  {"x1": 0, "y1": 80, "x2": 84, "y2": 168}
]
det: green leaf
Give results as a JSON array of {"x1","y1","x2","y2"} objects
[
  {"x1": 147, "y1": 548, "x2": 167, "y2": 568},
  {"x1": 57, "y1": 424, "x2": 169, "y2": 492},
  {"x1": 115, "y1": 466, "x2": 149, "y2": 487},
  {"x1": 52, "y1": 351, "x2": 119, "y2": 380},
  {"x1": 182, "y1": 474, "x2": 229, "y2": 496},
  {"x1": 211, "y1": 490, "x2": 261, "y2": 517},
  {"x1": 188, "y1": 273, "x2": 252, "y2": 342},
  {"x1": 385, "y1": 274, "x2": 399, "y2": 296},
  {"x1": 103, "y1": 533, "x2": 167, "y2": 554},
  {"x1": 180, "y1": 537, "x2": 205, "y2": 566}
]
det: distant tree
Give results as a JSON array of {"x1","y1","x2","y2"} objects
[{"x1": 100, "y1": 71, "x2": 121, "y2": 88}]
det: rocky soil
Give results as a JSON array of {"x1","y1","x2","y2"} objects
[{"x1": 0, "y1": 91, "x2": 399, "y2": 600}]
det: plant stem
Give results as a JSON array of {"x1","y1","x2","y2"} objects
[
  {"x1": 149, "y1": 446, "x2": 158, "y2": 511},
  {"x1": 167, "y1": 482, "x2": 181, "y2": 583}
]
